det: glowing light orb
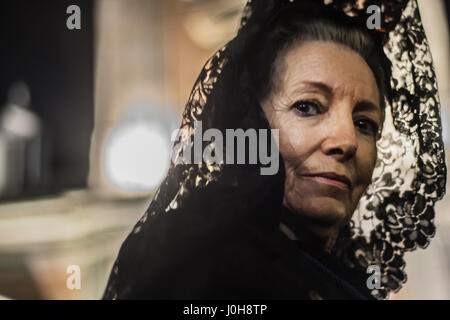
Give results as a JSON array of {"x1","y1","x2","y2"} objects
[{"x1": 104, "y1": 122, "x2": 170, "y2": 191}]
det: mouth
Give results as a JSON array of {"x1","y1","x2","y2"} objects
[{"x1": 300, "y1": 172, "x2": 352, "y2": 191}]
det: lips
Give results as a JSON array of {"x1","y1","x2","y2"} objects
[{"x1": 301, "y1": 172, "x2": 352, "y2": 190}]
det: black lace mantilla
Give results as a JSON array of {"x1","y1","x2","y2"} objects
[{"x1": 104, "y1": 0, "x2": 446, "y2": 300}]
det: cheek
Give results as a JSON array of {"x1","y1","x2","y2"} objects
[
  {"x1": 276, "y1": 116, "x2": 316, "y2": 165},
  {"x1": 357, "y1": 142, "x2": 377, "y2": 184},
  {"x1": 351, "y1": 142, "x2": 378, "y2": 208},
  {"x1": 278, "y1": 118, "x2": 321, "y2": 212},
  {"x1": 261, "y1": 96, "x2": 315, "y2": 160}
]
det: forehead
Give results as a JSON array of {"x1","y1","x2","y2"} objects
[{"x1": 276, "y1": 41, "x2": 380, "y2": 105}]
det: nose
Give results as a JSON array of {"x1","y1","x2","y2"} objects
[{"x1": 321, "y1": 114, "x2": 357, "y2": 161}]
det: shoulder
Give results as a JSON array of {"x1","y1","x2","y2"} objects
[{"x1": 110, "y1": 213, "x2": 372, "y2": 299}]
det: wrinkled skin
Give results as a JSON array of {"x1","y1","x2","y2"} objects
[{"x1": 261, "y1": 41, "x2": 382, "y2": 251}]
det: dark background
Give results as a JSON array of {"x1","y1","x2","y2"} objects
[{"x1": 0, "y1": 0, "x2": 94, "y2": 199}]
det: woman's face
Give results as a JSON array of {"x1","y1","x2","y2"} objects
[{"x1": 261, "y1": 41, "x2": 382, "y2": 240}]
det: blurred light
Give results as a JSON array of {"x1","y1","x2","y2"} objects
[
  {"x1": 181, "y1": 0, "x2": 244, "y2": 50},
  {"x1": 104, "y1": 121, "x2": 170, "y2": 191}
]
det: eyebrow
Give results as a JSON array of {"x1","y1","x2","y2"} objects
[
  {"x1": 354, "y1": 100, "x2": 381, "y2": 115},
  {"x1": 298, "y1": 81, "x2": 380, "y2": 115}
]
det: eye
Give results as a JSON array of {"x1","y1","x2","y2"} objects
[
  {"x1": 355, "y1": 118, "x2": 379, "y2": 137},
  {"x1": 292, "y1": 101, "x2": 321, "y2": 117}
]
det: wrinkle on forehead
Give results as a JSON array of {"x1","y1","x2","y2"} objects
[{"x1": 270, "y1": 40, "x2": 380, "y2": 114}]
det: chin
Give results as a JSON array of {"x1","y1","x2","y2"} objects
[{"x1": 287, "y1": 196, "x2": 351, "y2": 227}]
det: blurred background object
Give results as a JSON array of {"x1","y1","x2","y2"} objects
[
  {"x1": 0, "y1": 0, "x2": 94, "y2": 200},
  {"x1": 179, "y1": 0, "x2": 244, "y2": 50},
  {"x1": 103, "y1": 102, "x2": 177, "y2": 192},
  {"x1": 0, "y1": 82, "x2": 42, "y2": 199},
  {"x1": 0, "y1": 0, "x2": 448, "y2": 299}
]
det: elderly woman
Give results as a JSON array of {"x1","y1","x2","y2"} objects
[{"x1": 103, "y1": 0, "x2": 446, "y2": 300}]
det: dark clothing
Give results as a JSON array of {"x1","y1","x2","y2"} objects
[{"x1": 104, "y1": 182, "x2": 374, "y2": 300}]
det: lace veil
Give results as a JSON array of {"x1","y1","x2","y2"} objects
[{"x1": 104, "y1": 0, "x2": 447, "y2": 299}]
